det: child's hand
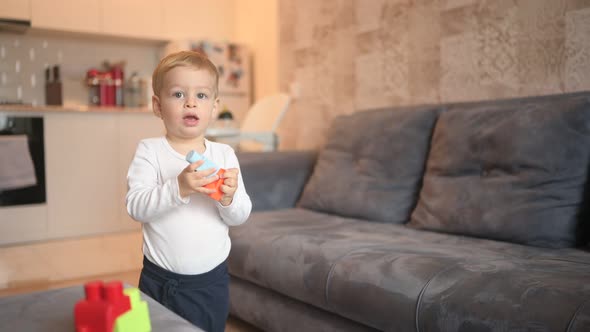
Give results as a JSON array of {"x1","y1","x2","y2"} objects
[
  {"x1": 177, "y1": 160, "x2": 219, "y2": 198},
  {"x1": 219, "y1": 168, "x2": 239, "y2": 206}
]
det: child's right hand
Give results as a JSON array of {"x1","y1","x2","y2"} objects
[{"x1": 177, "y1": 160, "x2": 220, "y2": 198}]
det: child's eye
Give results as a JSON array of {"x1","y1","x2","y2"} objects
[
  {"x1": 197, "y1": 93, "x2": 208, "y2": 99},
  {"x1": 173, "y1": 92, "x2": 184, "y2": 98}
]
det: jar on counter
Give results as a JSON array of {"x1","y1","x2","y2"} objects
[
  {"x1": 124, "y1": 72, "x2": 148, "y2": 107},
  {"x1": 86, "y1": 69, "x2": 101, "y2": 106}
]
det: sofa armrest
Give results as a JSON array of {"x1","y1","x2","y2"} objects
[{"x1": 237, "y1": 151, "x2": 317, "y2": 211}]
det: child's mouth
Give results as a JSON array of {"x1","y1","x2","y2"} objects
[{"x1": 183, "y1": 114, "x2": 200, "y2": 126}]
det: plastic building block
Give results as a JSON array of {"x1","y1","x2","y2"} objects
[
  {"x1": 186, "y1": 150, "x2": 219, "y2": 174},
  {"x1": 75, "y1": 282, "x2": 151, "y2": 332},
  {"x1": 186, "y1": 150, "x2": 226, "y2": 201},
  {"x1": 74, "y1": 281, "x2": 131, "y2": 332},
  {"x1": 74, "y1": 281, "x2": 111, "y2": 332},
  {"x1": 113, "y1": 288, "x2": 151, "y2": 332},
  {"x1": 105, "y1": 282, "x2": 132, "y2": 321}
]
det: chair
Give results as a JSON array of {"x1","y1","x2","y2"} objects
[{"x1": 207, "y1": 93, "x2": 291, "y2": 152}]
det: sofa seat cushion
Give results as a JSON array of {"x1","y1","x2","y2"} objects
[
  {"x1": 410, "y1": 92, "x2": 590, "y2": 248},
  {"x1": 298, "y1": 106, "x2": 441, "y2": 224},
  {"x1": 229, "y1": 208, "x2": 590, "y2": 330},
  {"x1": 417, "y1": 258, "x2": 590, "y2": 331}
]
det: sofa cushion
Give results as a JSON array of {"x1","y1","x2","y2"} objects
[
  {"x1": 416, "y1": 259, "x2": 590, "y2": 331},
  {"x1": 237, "y1": 151, "x2": 317, "y2": 211},
  {"x1": 228, "y1": 208, "x2": 590, "y2": 331},
  {"x1": 298, "y1": 106, "x2": 441, "y2": 223},
  {"x1": 410, "y1": 92, "x2": 590, "y2": 248}
]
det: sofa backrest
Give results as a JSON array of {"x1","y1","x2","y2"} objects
[
  {"x1": 409, "y1": 91, "x2": 590, "y2": 248},
  {"x1": 238, "y1": 151, "x2": 317, "y2": 211},
  {"x1": 298, "y1": 105, "x2": 441, "y2": 223}
]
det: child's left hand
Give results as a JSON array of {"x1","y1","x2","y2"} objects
[{"x1": 219, "y1": 168, "x2": 239, "y2": 206}]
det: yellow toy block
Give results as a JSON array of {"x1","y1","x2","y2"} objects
[{"x1": 113, "y1": 288, "x2": 151, "y2": 332}]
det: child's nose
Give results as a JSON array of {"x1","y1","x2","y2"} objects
[{"x1": 184, "y1": 97, "x2": 197, "y2": 108}]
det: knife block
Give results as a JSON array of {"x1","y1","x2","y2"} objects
[{"x1": 45, "y1": 82, "x2": 63, "y2": 106}]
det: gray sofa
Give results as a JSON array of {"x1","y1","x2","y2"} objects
[{"x1": 228, "y1": 91, "x2": 590, "y2": 332}]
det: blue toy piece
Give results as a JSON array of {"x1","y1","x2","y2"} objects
[{"x1": 186, "y1": 150, "x2": 220, "y2": 177}]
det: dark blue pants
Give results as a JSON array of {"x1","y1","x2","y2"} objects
[{"x1": 138, "y1": 256, "x2": 229, "y2": 332}]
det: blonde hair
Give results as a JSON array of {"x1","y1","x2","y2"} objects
[{"x1": 152, "y1": 50, "x2": 219, "y2": 97}]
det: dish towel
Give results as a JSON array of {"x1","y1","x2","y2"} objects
[{"x1": 0, "y1": 135, "x2": 37, "y2": 191}]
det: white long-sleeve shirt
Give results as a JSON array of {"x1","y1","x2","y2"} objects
[{"x1": 126, "y1": 137, "x2": 251, "y2": 275}]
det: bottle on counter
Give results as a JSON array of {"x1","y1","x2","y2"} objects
[
  {"x1": 111, "y1": 66, "x2": 124, "y2": 107},
  {"x1": 107, "y1": 72, "x2": 116, "y2": 106}
]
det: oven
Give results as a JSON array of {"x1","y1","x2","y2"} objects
[{"x1": 0, "y1": 114, "x2": 46, "y2": 206}]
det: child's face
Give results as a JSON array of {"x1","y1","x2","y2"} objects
[{"x1": 153, "y1": 66, "x2": 219, "y2": 142}]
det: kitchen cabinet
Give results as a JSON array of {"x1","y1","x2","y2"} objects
[
  {"x1": 101, "y1": 0, "x2": 164, "y2": 40},
  {"x1": 162, "y1": 0, "x2": 234, "y2": 41},
  {"x1": 0, "y1": 205, "x2": 47, "y2": 245},
  {"x1": 44, "y1": 112, "x2": 124, "y2": 238},
  {"x1": 9, "y1": 0, "x2": 239, "y2": 42},
  {"x1": 0, "y1": 109, "x2": 162, "y2": 245},
  {"x1": 0, "y1": 0, "x2": 31, "y2": 21},
  {"x1": 43, "y1": 111, "x2": 162, "y2": 239},
  {"x1": 30, "y1": 0, "x2": 165, "y2": 41},
  {"x1": 31, "y1": 0, "x2": 101, "y2": 34}
]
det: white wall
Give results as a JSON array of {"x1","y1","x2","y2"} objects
[{"x1": 234, "y1": 0, "x2": 279, "y2": 102}]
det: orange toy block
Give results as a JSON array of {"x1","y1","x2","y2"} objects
[
  {"x1": 185, "y1": 150, "x2": 226, "y2": 201},
  {"x1": 204, "y1": 168, "x2": 225, "y2": 201}
]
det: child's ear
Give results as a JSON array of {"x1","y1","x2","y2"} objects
[
  {"x1": 152, "y1": 95, "x2": 162, "y2": 118},
  {"x1": 212, "y1": 97, "x2": 220, "y2": 119}
]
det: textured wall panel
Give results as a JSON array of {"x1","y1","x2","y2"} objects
[{"x1": 278, "y1": 0, "x2": 590, "y2": 150}]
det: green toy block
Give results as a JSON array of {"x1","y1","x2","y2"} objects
[{"x1": 113, "y1": 288, "x2": 151, "y2": 332}]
